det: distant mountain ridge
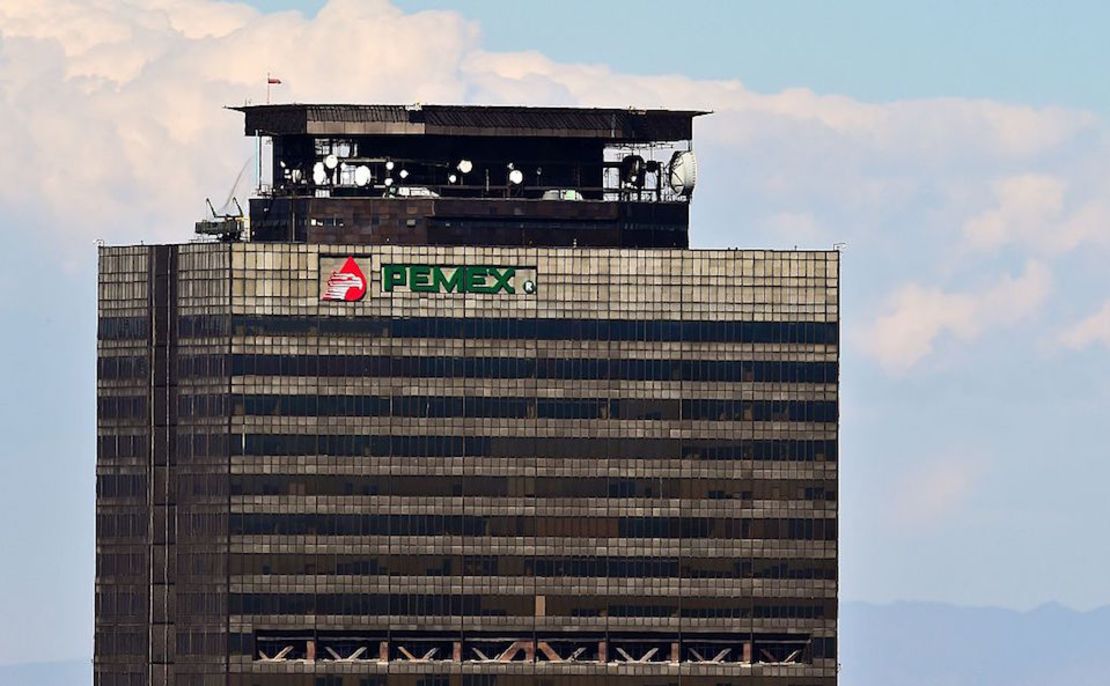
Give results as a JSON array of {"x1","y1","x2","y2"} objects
[
  {"x1": 840, "y1": 600, "x2": 1110, "y2": 686},
  {"x1": 0, "y1": 659, "x2": 88, "y2": 686},
  {"x1": 5, "y1": 602, "x2": 1108, "y2": 686}
]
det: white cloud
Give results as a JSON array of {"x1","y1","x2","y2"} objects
[
  {"x1": 963, "y1": 174, "x2": 1065, "y2": 250},
  {"x1": 962, "y1": 173, "x2": 1110, "y2": 254},
  {"x1": 0, "y1": 0, "x2": 1101, "y2": 253},
  {"x1": 860, "y1": 261, "x2": 1052, "y2": 373},
  {"x1": 1059, "y1": 301, "x2": 1110, "y2": 350}
]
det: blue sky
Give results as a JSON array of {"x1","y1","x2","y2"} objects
[
  {"x1": 257, "y1": 0, "x2": 1110, "y2": 112},
  {"x1": 2, "y1": 0, "x2": 1110, "y2": 668}
]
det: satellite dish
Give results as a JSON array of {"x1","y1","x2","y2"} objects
[
  {"x1": 399, "y1": 169, "x2": 409, "y2": 179},
  {"x1": 324, "y1": 154, "x2": 339, "y2": 170},
  {"x1": 385, "y1": 160, "x2": 395, "y2": 171},
  {"x1": 312, "y1": 162, "x2": 328, "y2": 185},
  {"x1": 508, "y1": 169, "x2": 524, "y2": 185},
  {"x1": 457, "y1": 159, "x2": 473, "y2": 174},
  {"x1": 668, "y1": 150, "x2": 697, "y2": 197},
  {"x1": 354, "y1": 165, "x2": 372, "y2": 187}
]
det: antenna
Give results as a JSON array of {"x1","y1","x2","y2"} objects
[
  {"x1": 219, "y1": 156, "x2": 253, "y2": 214},
  {"x1": 196, "y1": 165, "x2": 249, "y2": 242}
]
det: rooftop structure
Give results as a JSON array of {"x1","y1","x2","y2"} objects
[{"x1": 220, "y1": 103, "x2": 705, "y2": 247}]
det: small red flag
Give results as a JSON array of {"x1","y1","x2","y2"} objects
[{"x1": 267, "y1": 76, "x2": 282, "y2": 85}]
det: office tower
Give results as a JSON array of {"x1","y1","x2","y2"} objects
[{"x1": 96, "y1": 104, "x2": 838, "y2": 686}]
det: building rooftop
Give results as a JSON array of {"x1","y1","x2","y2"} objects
[{"x1": 231, "y1": 103, "x2": 707, "y2": 142}]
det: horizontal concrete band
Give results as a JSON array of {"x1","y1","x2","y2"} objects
[
  {"x1": 228, "y1": 536, "x2": 836, "y2": 558},
  {"x1": 229, "y1": 498, "x2": 836, "y2": 518},
  {"x1": 230, "y1": 614, "x2": 837, "y2": 634},
  {"x1": 229, "y1": 418, "x2": 839, "y2": 439},
  {"x1": 229, "y1": 456, "x2": 838, "y2": 478},
  {"x1": 230, "y1": 576, "x2": 836, "y2": 598}
]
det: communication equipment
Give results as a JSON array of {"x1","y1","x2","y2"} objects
[
  {"x1": 394, "y1": 186, "x2": 439, "y2": 198},
  {"x1": 667, "y1": 150, "x2": 697, "y2": 197},
  {"x1": 195, "y1": 198, "x2": 245, "y2": 241},
  {"x1": 354, "y1": 165, "x2": 372, "y2": 187},
  {"x1": 620, "y1": 154, "x2": 646, "y2": 187},
  {"x1": 542, "y1": 189, "x2": 584, "y2": 200},
  {"x1": 312, "y1": 162, "x2": 328, "y2": 185}
]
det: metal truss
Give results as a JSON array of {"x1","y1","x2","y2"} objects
[{"x1": 254, "y1": 634, "x2": 812, "y2": 666}]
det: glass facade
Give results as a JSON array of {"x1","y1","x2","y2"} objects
[{"x1": 96, "y1": 243, "x2": 839, "y2": 686}]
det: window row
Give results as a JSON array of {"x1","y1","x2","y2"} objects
[
  {"x1": 227, "y1": 474, "x2": 835, "y2": 502},
  {"x1": 222, "y1": 353, "x2": 837, "y2": 384},
  {"x1": 96, "y1": 474, "x2": 147, "y2": 498},
  {"x1": 96, "y1": 550, "x2": 146, "y2": 578},
  {"x1": 181, "y1": 393, "x2": 836, "y2": 423},
  {"x1": 233, "y1": 434, "x2": 837, "y2": 462},
  {"x1": 97, "y1": 316, "x2": 149, "y2": 341},
  {"x1": 97, "y1": 355, "x2": 150, "y2": 380},
  {"x1": 96, "y1": 512, "x2": 148, "y2": 539},
  {"x1": 202, "y1": 315, "x2": 839, "y2": 345},
  {"x1": 98, "y1": 396, "x2": 147, "y2": 421},
  {"x1": 230, "y1": 553, "x2": 836, "y2": 581},
  {"x1": 229, "y1": 592, "x2": 834, "y2": 620},
  {"x1": 97, "y1": 433, "x2": 149, "y2": 459},
  {"x1": 102, "y1": 312, "x2": 840, "y2": 345},
  {"x1": 93, "y1": 627, "x2": 146, "y2": 658},
  {"x1": 103, "y1": 430, "x2": 837, "y2": 464},
  {"x1": 230, "y1": 514, "x2": 836, "y2": 540},
  {"x1": 95, "y1": 588, "x2": 147, "y2": 618}
]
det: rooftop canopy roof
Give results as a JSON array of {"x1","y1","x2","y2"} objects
[{"x1": 231, "y1": 104, "x2": 707, "y2": 142}]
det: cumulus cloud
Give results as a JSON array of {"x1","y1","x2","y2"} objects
[
  {"x1": 1059, "y1": 302, "x2": 1110, "y2": 350},
  {"x1": 962, "y1": 173, "x2": 1110, "y2": 254},
  {"x1": 0, "y1": 0, "x2": 1100, "y2": 250},
  {"x1": 861, "y1": 261, "x2": 1052, "y2": 374},
  {"x1": 963, "y1": 174, "x2": 1066, "y2": 250}
]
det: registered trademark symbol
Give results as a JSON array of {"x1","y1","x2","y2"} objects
[{"x1": 522, "y1": 279, "x2": 537, "y2": 294}]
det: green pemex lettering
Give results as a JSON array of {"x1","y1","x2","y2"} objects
[
  {"x1": 433, "y1": 267, "x2": 463, "y2": 293},
  {"x1": 382, "y1": 265, "x2": 407, "y2": 291},
  {"x1": 409, "y1": 265, "x2": 434, "y2": 292},
  {"x1": 382, "y1": 264, "x2": 522, "y2": 294}
]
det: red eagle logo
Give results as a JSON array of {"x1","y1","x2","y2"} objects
[{"x1": 321, "y1": 257, "x2": 367, "y2": 302}]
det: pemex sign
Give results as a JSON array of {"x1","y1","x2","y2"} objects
[
  {"x1": 382, "y1": 264, "x2": 536, "y2": 295},
  {"x1": 321, "y1": 257, "x2": 537, "y2": 302}
]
